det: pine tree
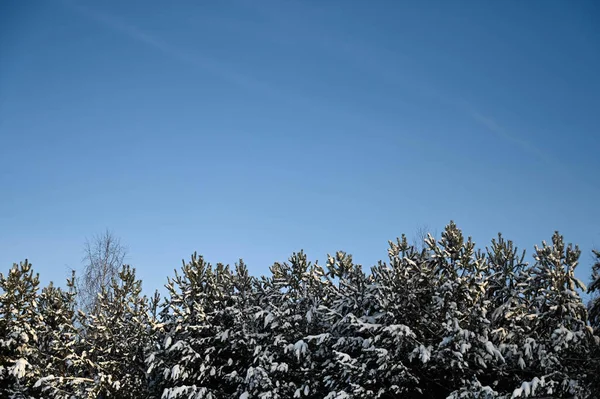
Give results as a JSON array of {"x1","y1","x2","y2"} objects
[
  {"x1": 480, "y1": 234, "x2": 531, "y2": 395},
  {"x1": 246, "y1": 251, "x2": 334, "y2": 398},
  {"x1": 80, "y1": 265, "x2": 154, "y2": 398},
  {"x1": 419, "y1": 222, "x2": 498, "y2": 396},
  {"x1": 588, "y1": 249, "x2": 600, "y2": 330},
  {"x1": 586, "y1": 249, "x2": 600, "y2": 398},
  {"x1": 0, "y1": 261, "x2": 43, "y2": 399},
  {"x1": 34, "y1": 272, "x2": 96, "y2": 398},
  {"x1": 5, "y1": 221, "x2": 596, "y2": 398},
  {"x1": 333, "y1": 240, "x2": 423, "y2": 398},
  {"x1": 516, "y1": 232, "x2": 595, "y2": 398},
  {"x1": 149, "y1": 254, "x2": 260, "y2": 399}
]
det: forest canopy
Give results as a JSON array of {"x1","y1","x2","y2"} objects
[{"x1": 2, "y1": 222, "x2": 600, "y2": 398}]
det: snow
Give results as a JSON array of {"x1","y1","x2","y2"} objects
[
  {"x1": 292, "y1": 340, "x2": 308, "y2": 360},
  {"x1": 11, "y1": 358, "x2": 28, "y2": 378},
  {"x1": 2, "y1": 224, "x2": 599, "y2": 398}
]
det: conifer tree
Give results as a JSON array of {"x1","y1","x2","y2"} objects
[
  {"x1": 421, "y1": 223, "x2": 492, "y2": 395},
  {"x1": 0, "y1": 261, "x2": 43, "y2": 399},
  {"x1": 479, "y1": 234, "x2": 531, "y2": 394},
  {"x1": 149, "y1": 254, "x2": 259, "y2": 399},
  {"x1": 320, "y1": 251, "x2": 376, "y2": 398},
  {"x1": 4, "y1": 222, "x2": 600, "y2": 398},
  {"x1": 80, "y1": 265, "x2": 154, "y2": 398},
  {"x1": 510, "y1": 232, "x2": 594, "y2": 398},
  {"x1": 588, "y1": 249, "x2": 600, "y2": 330},
  {"x1": 338, "y1": 239, "x2": 423, "y2": 398},
  {"x1": 34, "y1": 272, "x2": 96, "y2": 398},
  {"x1": 247, "y1": 251, "x2": 333, "y2": 398},
  {"x1": 586, "y1": 249, "x2": 600, "y2": 399}
]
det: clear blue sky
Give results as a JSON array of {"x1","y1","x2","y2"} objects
[{"x1": 1, "y1": 0, "x2": 599, "y2": 296}]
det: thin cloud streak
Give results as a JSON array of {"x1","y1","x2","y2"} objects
[
  {"x1": 67, "y1": 2, "x2": 438, "y2": 149},
  {"x1": 244, "y1": 0, "x2": 559, "y2": 165},
  {"x1": 465, "y1": 107, "x2": 598, "y2": 194},
  {"x1": 469, "y1": 111, "x2": 550, "y2": 161},
  {"x1": 68, "y1": 2, "x2": 278, "y2": 96},
  {"x1": 64, "y1": 2, "x2": 385, "y2": 124},
  {"x1": 68, "y1": 0, "x2": 566, "y2": 173}
]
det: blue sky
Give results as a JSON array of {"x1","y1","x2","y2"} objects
[{"x1": 1, "y1": 0, "x2": 599, "y2": 296}]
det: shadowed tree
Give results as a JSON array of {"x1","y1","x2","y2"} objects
[{"x1": 589, "y1": 250, "x2": 600, "y2": 330}]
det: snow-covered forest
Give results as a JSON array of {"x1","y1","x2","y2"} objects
[{"x1": 2, "y1": 222, "x2": 600, "y2": 398}]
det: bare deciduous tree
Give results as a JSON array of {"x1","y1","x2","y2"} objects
[
  {"x1": 413, "y1": 224, "x2": 437, "y2": 253},
  {"x1": 78, "y1": 230, "x2": 128, "y2": 313}
]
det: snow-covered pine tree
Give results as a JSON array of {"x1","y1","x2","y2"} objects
[
  {"x1": 480, "y1": 234, "x2": 531, "y2": 395},
  {"x1": 225, "y1": 260, "x2": 263, "y2": 398},
  {"x1": 238, "y1": 265, "x2": 287, "y2": 398},
  {"x1": 34, "y1": 272, "x2": 96, "y2": 398},
  {"x1": 517, "y1": 232, "x2": 596, "y2": 398},
  {"x1": 192, "y1": 259, "x2": 258, "y2": 398},
  {"x1": 291, "y1": 253, "x2": 335, "y2": 398},
  {"x1": 0, "y1": 261, "x2": 44, "y2": 399},
  {"x1": 586, "y1": 249, "x2": 600, "y2": 399},
  {"x1": 248, "y1": 251, "x2": 333, "y2": 399},
  {"x1": 146, "y1": 254, "x2": 211, "y2": 399},
  {"x1": 422, "y1": 222, "x2": 502, "y2": 397},
  {"x1": 320, "y1": 250, "x2": 379, "y2": 398},
  {"x1": 485, "y1": 234, "x2": 528, "y2": 309},
  {"x1": 333, "y1": 237, "x2": 423, "y2": 398},
  {"x1": 80, "y1": 265, "x2": 154, "y2": 398},
  {"x1": 149, "y1": 254, "x2": 261, "y2": 399},
  {"x1": 588, "y1": 249, "x2": 600, "y2": 330},
  {"x1": 4, "y1": 222, "x2": 598, "y2": 399}
]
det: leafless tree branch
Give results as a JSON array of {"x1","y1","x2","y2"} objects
[{"x1": 78, "y1": 229, "x2": 128, "y2": 313}]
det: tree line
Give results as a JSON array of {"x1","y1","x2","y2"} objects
[{"x1": 1, "y1": 222, "x2": 600, "y2": 398}]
